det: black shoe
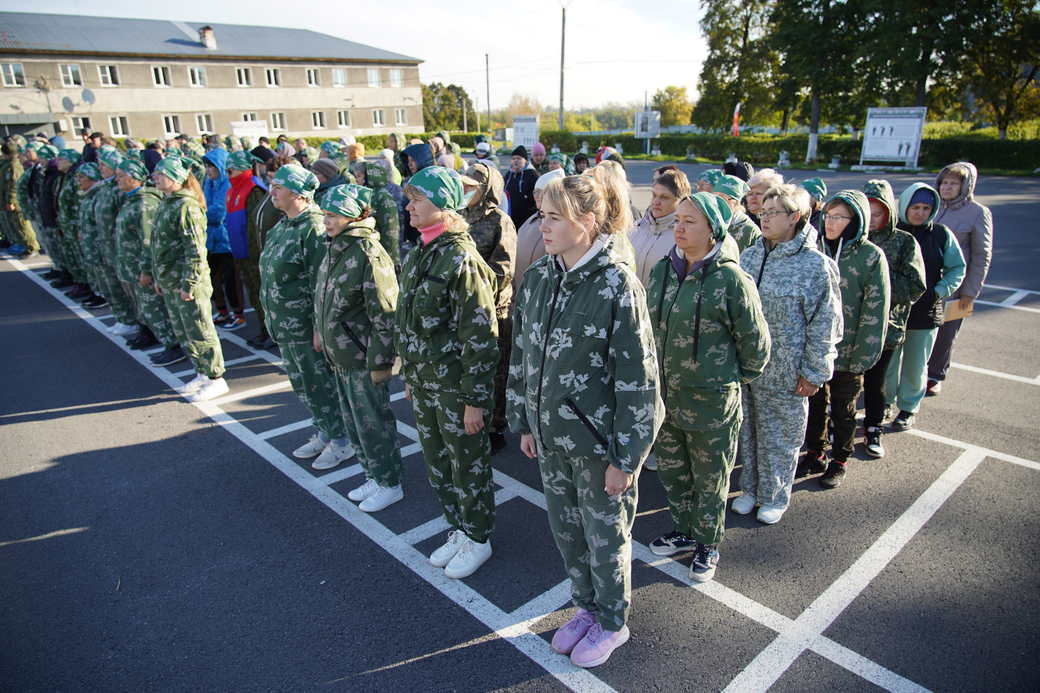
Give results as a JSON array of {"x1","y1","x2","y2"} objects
[
  {"x1": 690, "y1": 542, "x2": 719, "y2": 583},
  {"x1": 254, "y1": 336, "x2": 276, "y2": 350},
  {"x1": 649, "y1": 530, "x2": 695, "y2": 557},
  {"x1": 82, "y1": 296, "x2": 108, "y2": 308},
  {"x1": 820, "y1": 461, "x2": 846, "y2": 488},
  {"x1": 797, "y1": 450, "x2": 827, "y2": 477},
  {"x1": 891, "y1": 410, "x2": 915, "y2": 432},
  {"x1": 489, "y1": 432, "x2": 507, "y2": 454},
  {"x1": 150, "y1": 346, "x2": 187, "y2": 367},
  {"x1": 50, "y1": 276, "x2": 74, "y2": 288},
  {"x1": 212, "y1": 312, "x2": 232, "y2": 327},
  {"x1": 864, "y1": 427, "x2": 885, "y2": 458},
  {"x1": 128, "y1": 332, "x2": 159, "y2": 350},
  {"x1": 0, "y1": 239, "x2": 10, "y2": 249},
  {"x1": 42, "y1": 269, "x2": 62, "y2": 280}
]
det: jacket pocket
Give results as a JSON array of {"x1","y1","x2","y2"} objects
[
  {"x1": 413, "y1": 274, "x2": 450, "y2": 334},
  {"x1": 563, "y1": 397, "x2": 609, "y2": 448}
]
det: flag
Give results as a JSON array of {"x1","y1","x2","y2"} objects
[{"x1": 731, "y1": 102, "x2": 742, "y2": 137}]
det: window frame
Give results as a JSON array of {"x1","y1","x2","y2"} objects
[
  {"x1": 241, "y1": 112, "x2": 258, "y2": 122},
  {"x1": 394, "y1": 108, "x2": 407, "y2": 126},
  {"x1": 187, "y1": 66, "x2": 207, "y2": 88},
  {"x1": 195, "y1": 113, "x2": 213, "y2": 134},
  {"x1": 311, "y1": 111, "x2": 326, "y2": 129},
  {"x1": 1, "y1": 62, "x2": 25, "y2": 87},
  {"x1": 97, "y1": 64, "x2": 120, "y2": 87},
  {"x1": 336, "y1": 110, "x2": 350, "y2": 128},
  {"x1": 331, "y1": 68, "x2": 346, "y2": 88},
  {"x1": 162, "y1": 114, "x2": 181, "y2": 138},
  {"x1": 109, "y1": 115, "x2": 130, "y2": 137},
  {"x1": 72, "y1": 116, "x2": 91, "y2": 132},
  {"x1": 236, "y1": 67, "x2": 252, "y2": 87},
  {"x1": 306, "y1": 68, "x2": 320, "y2": 87},
  {"x1": 389, "y1": 69, "x2": 403, "y2": 88},
  {"x1": 60, "y1": 63, "x2": 83, "y2": 87},
  {"x1": 270, "y1": 112, "x2": 286, "y2": 131},
  {"x1": 367, "y1": 68, "x2": 380, "y2": 88},
  {"x1": 151, "y1": 65, "x2": 172, "y2": 87},
  {"x1": 372, "y1": 109, "x2": 385, "y2": 127},
  {"x1": 265, "y1": 68, "x2": 281, "y2": 88}
]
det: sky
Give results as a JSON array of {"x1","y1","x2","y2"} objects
[{"x1": 12, "y1": 0, "x2": 708, "y2": 111}]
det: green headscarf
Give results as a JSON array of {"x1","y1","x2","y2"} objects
[
  {"x1": 318, "y1": 184, "x2": 365, "y2": 219},
  {"x1": 684, "y1": 191, "x2": 731, "y2": 241},
  {"x1": 272, "y1": 163, "x2": 319, "y2": 198},
  {"x1": 118, "y1": 157, "x2": 149, "y2": 182},
  {"x1": 97, "y1": 146, "x2": 124, "y2": 171},
  {"x1": 698, "y1": 168, "x2": 723, "y2": 187},
  {"x1": 77, "y1": 162, "x2": 102, "y2": 181},
  {"x1": 37, "y1": 144, "x2": 60, "y2": 161},
  {"x1": 227, "y1": 150, "x2": 260, "y2": 172},
  {"x1": 405, "y1": 166, "x2": 465, "y2": 210},
  {"x1": 714, "y1": 174, "x2": 748, "y2": 201},
  {"x1": 320, "y1": 141, "x2": 342, "y2": 157},
  {"x1": 800, "y1": 177, "x2": 828, "y2": 202},
  {"x1": 58, "y1": 148, "x2": 82, "y2": 164},
  {"x1": 154, "y1": 156, "x2": 190, "y2": 185},
  {"x1": 363, "y1": 161, "x2": 388, "y2": 189},
  {"x1": 345, "y1": 183, "x2": 373, "y2": 209}
]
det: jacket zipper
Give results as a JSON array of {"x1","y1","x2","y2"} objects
[
  {"x1": 340, "y1": 320, "x2": 367, "y2": 354},
  {"x1": 534, "y1": 272, "x2": 564, "y2": 447},
  {"x1": 563, "y1": 397, "x2": 609, "y2": 448}
]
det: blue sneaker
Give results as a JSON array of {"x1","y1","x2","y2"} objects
[{"x1": 6, "y1": 243, "x2": 25, "y2": 256}]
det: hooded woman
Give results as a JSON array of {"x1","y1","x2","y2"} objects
[
  {"x1": 396, "y1": 166, "x2": 500, "y2": 580},
  {"x1": 645, "y1": 192, "x2": 770, "y2": 580},
  {"x1": 378, "y1": 148, "x2": 404, "y2": 185},
  {"x1": 713, "y1": 174, "x2": 761, "y2": 253},
  {"x1": 507, "y1": 174, "x2": 663, "y2": 668},
  {"x1": 399, "y1": 142, "x2": 436, "y2": 248},
  {"x1": 925, "y1": 162, "x2": 993, "y2": 397},
  {"x1": 150, "y1": 156, "x2": 228, "y2": 401},
  {"x1": 512, "y1": 169, "x2": 565, "y2": 296},
  {"x1": 630, "y1": 169, "x2": 691, "y2": 287},
  {"x1": 202, "y1": 148, "x2": 244, "y2": 330},
  {"x1": 803, "y1": 190, "x2": 890, "y2": 489},
  {"x1": 734, "y1": 184, "x2": 842, "y2": 524},
  {"x1": 358, "y1": 162, "x2": 402, "y2": 270},
  {"x1": 311, "y1": 158, "x2": 348, "y2": 207},
  {"x1": 225, "y1": 150, "x2": 271, "y2": 347},
  {"x1": 261, "y1": 164, "x2": 356, "y2": 470},
  {"x1": 460, "y1": 160, "x2": 518, "y2": 453},
  {"x1": 386, "y1": 132, "x2": 409, "y2": 180}
]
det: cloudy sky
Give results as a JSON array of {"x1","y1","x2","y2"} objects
[{"x1": 21, "y1": 0, "x2": 707, "y2": 110}]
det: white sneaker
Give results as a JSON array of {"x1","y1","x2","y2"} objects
[
  {"x1": 756, "y1": 504, "x2": 787, "y2": 525},
  {"x1": 731, "y1": 493, "x2": 756, "y2": 515},
  {"x1": 444, "y1": 537, "x2": 492, "y2": 579},
  {"x1": 181, "y1": 373, "x2": 207, "y2": 394},
  {"x1": 359, "y1": 484, "x2": 404, "y2": 512},
  {"x1": 311, "y1": 440, "x2": 356, "y2": 470},
  {"x1": 643, "y1": 453, "x2": 658, "y2": 471},
  {"x1": 293, "y1": 433, "x2": 326, "y2": 459},
  {"x1": 347, "y1": 478, "x2": 379, "y2": 502},
  {"x1": 429, "y1": 530, "x2": 467, "y2": 568},
  {"x1": 187, "y1": 376, "x2": 229, "y2": 402},
  {"x1": 109, "y1": 322, "x2": 137, "y2": 336}
]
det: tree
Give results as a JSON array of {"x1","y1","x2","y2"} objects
[
  {"x1": 651, "y1": 86, "x2": 693, "y2": 126},
  {"x1": 421, "y1": 83, "x2": 477, "y2": 132}
]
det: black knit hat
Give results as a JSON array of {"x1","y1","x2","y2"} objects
[{"x1": 512, "y1": 145, "x2": 528, "y2": 159}]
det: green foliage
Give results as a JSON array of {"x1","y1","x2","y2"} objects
[
  {"x1": 421, "y1": 83, "x2": 477, "y2": 132},
  {"x1": 651, "y1": 86, "x2": 693, "y2": 127}
]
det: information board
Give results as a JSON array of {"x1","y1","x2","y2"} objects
[
  {"x1": 512, "y1": 116, "x2": 539, "y2": 151},
  {"x1": 229, "y1": 120, "x2": 269, "y2": 141},
  {"x1": 635, "y1": 110, "x2": 661, "y2": 139},
  {"x1": 859, "y1": 107, "x2": 927, "y2": 168}
]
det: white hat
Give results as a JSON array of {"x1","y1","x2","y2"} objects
[
  {"x1": 534, "y1": 168, "x2": 566, "y2": 190},
  {"x1": 475, "y1": 141, "x2": 491, "y2": 153}
]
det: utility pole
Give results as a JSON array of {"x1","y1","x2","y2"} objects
[
  {"x1": 462, "y1": 94, "x2": 467, "y2": 132},
  {"x1": 485, "y1": 54, "x2": 491, "y2": 136},
  {"x1": 558, "y1": 4, "x2": 566, "y2": 131}
]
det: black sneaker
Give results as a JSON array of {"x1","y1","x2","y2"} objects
[
  {"x1": 212, "y1": 312, "x2": 232, "y2": 327},
  {"x1": 864, "y1": 427, "x2": 885, "y2": 458},
  {"x1": 797, "y1": 450, "x2": 827, "y2": 477},
  {"x1": 42, "y1": 269, "x2": 62, "y2": 280},
  {"x1": 129, "y1": 332, "x2": 159, "y2": 350},
  {"x1": 690, "y1": 542, "x2": 719, "y2": 583},
  {"x1": 891, "y1": 410, "x2": 915, "y2": 432},
  {"x1": 150, "y1": 346, "x2": 187, "y2": 367},
  {"x1": 820, "y1": 461, "x2": 846, "y2": 488},
  {"x1": 50, "y1": 276, "x2": 74, "y2": 288},
  {"x1": 489, "y1": 432, "x2": 507, "y2": 454},
  {"x1": 82, "y1": 296, "x2": 108, "y2": 308},
  {"x1": 649, "y1": 530, "x2": 695, "y2": 556}
]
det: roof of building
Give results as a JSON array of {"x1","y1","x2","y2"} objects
[{"x1": 0, "y1": 11, "x2": 421, "y2": 64}]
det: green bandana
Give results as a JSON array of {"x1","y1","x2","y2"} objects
[
  {"x1": 345, "y1": 183, "x2": 373, "y2": 208},
  {"x1": 320, "y1": 141, "x2": 342, "y2": 157},
  {"x1": 154, "y1": 156, "x2": 190, "y2": 185},
  {"x1": 118, "y1": 157, "x2": 149, "y2": 181},
  {"x1": 714, "y1": 174, "x2": 748, "y2": 201},
  {"x1": 58, "y1": 148, "x2": 81, "y2": 164},
  {"x1": 125, "y1": 149, "x2": 142, "y2": 161},
  {"x1": 685, "y1": 191, "x2": 731, "y2": 241},
  {"x1": 98, "y1": 147, "x2": 124, "y2": 170},
  {"x1": 698, "y1": 168, "x2": 723, "y2": 187},
  {"x1": 227, "y1": 150, "x2": 260, "y2": 172},
  {"x1": 319, "y1": 184, "x2": 365, "y2": 218},
  {"x1": 37, "y1": 144, "x2": 60, "y2": 161},
  {"x1": 301, "y1": 146, "x2": 320, "y2": 162},
  {"x1": 363, "y1": 161, "x2": 388, "y2": 189},
  {"x1": 800, "y1": 177, "x2": 828, "y2": 202},
  {"x1": 77, "y1": 162, "x2": 102, "y2": 180},
  {"x1": 273, "y1": 163, "x2": 319, "y2": 197},
  {"x1": 406, "y1": 166, "x2": 465, "y2": 210}
]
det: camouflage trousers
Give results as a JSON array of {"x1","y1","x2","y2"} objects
[
  {"x1": 1, "y1": 211, "x2": 39, "y2": 252},
  {"x1": 160, "y1": 279, "x2": 225, "y2": 379},
  {"x1": 78, "y1": 226, "x2": 103, "y2": 291},
  {"x1": 279, "y1": 340, "x2": 346, "y2": 440},
  {"x1": 492, "y1": 316, "x2": 511, "y2": 434},
  {"x1": 411, "y1": 385, "x2": 495, "y2": 543},
  {"x1": 656, "y1": 414, "x2": 740, "y2": 546},
  {"x1": 737, "y1": 384, "x2": 808, "y2": 509},
  {"x1": 333, "y1": 367, "x2": 402, "y2": 487},
  {"x1": 538, "y1": 449, "x2": 638, "y2": 632},
  {"x1": 61, "y1": 228, "x2": 88, "y2": 284},
  {"x1": 98, "y1": 261, "x2": 137, "y2": 325},
  {"x1": 234, "y1": 257, "x2": 266, "y2": 334},
  {"x1": 37, "y1": 224, "x2": 64, "y2": 269},
  {"x1": 129, "y1": 281, "x2": 177, "y2": 347}
]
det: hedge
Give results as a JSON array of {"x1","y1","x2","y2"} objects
[{"x1": 302, "y1": 131, "x2": 488, "y2": 151}]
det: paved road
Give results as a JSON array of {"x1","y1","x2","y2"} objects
[{"x1": 2, "y1": 167, "x2": 1038, "y2": 692}]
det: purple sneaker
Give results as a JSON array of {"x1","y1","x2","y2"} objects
[
  {"x1": 550, "y1": 608, "x2": 596, "y2": 655},
  {"x1": 569, "y1": 622, "x2": 631, "y2": 668}
]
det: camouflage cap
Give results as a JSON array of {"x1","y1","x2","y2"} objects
[
  {"x1": 698, "y1": 168, "x2": 723, "y2": 186},
  {"x1": 118, "y1": 157, "x2": 149, "y2": 181},
  {"x1": 97, "y1": 146, "x2": 124, "y2": 170},
  {"x1": 227, "y1": 150, "x2": 260, "y2": 172},
  {"x1": 714, "y1": 174, "x2": 748, "y2": 201},
  {"x1": 318, "y1": 184, "x2": 365, "y2": 219},
  {"x1": 684, "y1": 191, "x2": 732, "y2": 241},
  {"x1": 154, "y1": 156, "x2": 190, "y2": 184},
  {"x1": 406, "y1": 166, "x2": 465, "y2": 210},
  {"x1": 800, "y1": 176, "x2": 828, "y2": 202},
  {"x1": 320, "y1": 141, "x2": 342, "y2": 156},
  {"x1": 345, "y1": 183, "x2": 373, "y2": 208},
  {"x1": 58, "y1": 148, "x2": 82, "y2": 164},
  {"x1": 77, "y1": 162, "x2": 102, "y2": 180},
  {"x1": 272, "y1": 163, "x2": 319, "y2": 197},
  {"x1": 37, "y1": 143, "x2": 60, "y2": 160}
]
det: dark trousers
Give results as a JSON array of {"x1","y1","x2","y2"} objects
[
  {"x1": 927, "y1": 318, "x2": 962, "y2": 383},
  {"x1": 492, "y1": 315, "x2": 511, "y2": 435},
  {"x1": 862, "y1": 348, "x2": 895, "y2": 428},
  {"x1": 804, "y1": 370, "x2": 864, "y2": 463},
  {"x1": 208, "y1": 252, "x2": 243, "y2": 314}
]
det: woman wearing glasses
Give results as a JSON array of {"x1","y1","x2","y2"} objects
[{"x1": 733, "y1": 184, "x2": 842, "y2": 524}]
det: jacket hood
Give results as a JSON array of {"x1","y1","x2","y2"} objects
[
  {"x1": 550, "y1": 238, "x2": 618, "y2": 287},
  {"x1": 328, "y1": 217, "x2": 379, "y2": 247},
  {"x1": 936, "y1": 161, "x2": 977, "y2": 208},
  {"x1": 403, "y1": 143, "x2": 434, "y2": 171},
  {"x1": 465, "y1": 160, "x2": 504, "y2": 213},
  {"x1": 897, "y1": 183, "x2": 940, "y2": 226},
  {"x1": 202, "y1": 148, "x2": 228, "y2": 178},
  {"x1": 862, "y1": 178, "x2": 898, "y2": 238},
  {"x1": 824, "y1": 189, "x2": 867, "y2": 245},
  {"x1": 685, "y1": 191, "x2": 731, "y2": 241},
  {"x1": 388, "y1": 132, "x2": 407, "y2": 151}
]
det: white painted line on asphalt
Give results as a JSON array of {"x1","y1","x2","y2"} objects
[
  {"x1": 396, "y1": 419, "x2": 419, "y2": 441},
  {"x1": 400, "y1": 442, "x2": 423, "y2": 457},
  {"x1": 257, "y1": 418, "x2": 314, "y2": 441},
  {"x1": 399, "y1": 515, "x2": 452, "y2": 546},
  {"x1": 811, "y1": 637, "x2": 932, "y2": 693},
  {"x1": 1002, "y1": 290, "x2": 1031, "y2": 307},
  {"x1": 723, "y1": 448, "x2": 985, "y2": 693},
  {"x1": 303, "y1": 463, "x2": 364, "y2": 490},
  {"x1": 508, "y1": 579, "x2": 574, "y2": 622},
  {"x1": 984, "y1": 282, "x2": 1040, "y2": 295},
  {"x1": 390, "y1": 390, "x2": 406, "y2": 402},
  {"x1": 142, "y1": 346, "x2": 164, "y2": 355},
  {"x1": 907, "y1": 428, "x2": 1040, "y2": 472},
  {"x1": 950, "y1": 361, "x2": 1040, "y2": 385},
  {"x1": 171, "y1": 353, "x2": 261, "y2": 379},
  {"x1": 975, "y1": 299, "x2": 1040, "y2": 315},
  {"x1": 207, "y1": 380, "x2": 293, "y2": 407}
]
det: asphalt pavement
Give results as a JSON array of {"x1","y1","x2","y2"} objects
[{"x1": 1, "y1": 166, "x2": 1038, "y2": 692}]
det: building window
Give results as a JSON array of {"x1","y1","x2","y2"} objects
[
  {"x1": 236, "y1": 67, "x2": 252, "y2": 87},
  {"x1": 331, "y1": 68, "x2": 346, "y2": 87},
  {"x1": 394, "y1": 108, "x2": 406, "y2": 126},
  {"x1": 60, "y1": 64, "x2": 83, "y2": 87},
  {"x1": 311, "y1": 111, "x2": 326, "y2": 129},
  {"x1": 306, "y1": 68, "x2": 320, "y2": 87},
  {"x1": 241, "y1": 112, "x2": 258, "y2": 122},
  {"x1": 367, "y1": 68, "x2": 380, "y2": 88},
  {"x1": 336, "y1": 110, "x2": 350, "y2": 128},
  {"x1": 265, "y1": 68, "x2": 280, "y2": 87},
  {"x1": 195, "y1": 113, "x2": 213, "y2": 134},
  {"x1": 188, "y1": 66, "x2": 207, "y2": 87},
  {"x1": 372, "y1": 109, "x2": 385, "y2": 127},
  {"x1": 270, "y1": 112, "x2": 286, "y2": 131},
  {"x1": 162, "y1": 114, "x2": 181, "y2": 137},
  {"x1": 109, "y1": 115, "x2": 130, "y2": 137},
  {"x1": 97, "y1": 65, "x2": 119, "y2": 86},
  {"x1": 1, "y1": 62, "x2": 25, "y2": 87},
  {"x1": 152, "y1": 66, "x2": 171, "y2": 87},
  {"x1": 72, "y1": 116, "x2": 91, "y2": 132},
  {"x1": 390, "y1": 69, "x2": 403, "y2": 88}
]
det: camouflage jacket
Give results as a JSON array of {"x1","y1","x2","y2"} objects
[
  {"x1": 395, "y1": 222, "x2": 499, "y2": 407},
  {"x1": 362, "y1": 162, "x2": 400, "y2": 268},
  {"x1": 258, "y1": 204, "x2": 326, "y2": 344},
  {"x1": 646, "y1": 249, "x2": 771, "y2": 431},
  {"x1": 77, "y1": 184, "x2": 103, "y2": 250},
  {"x1": 863, "y1": 179, "x2": 926, "y2": 351},
  {"x1": 740, "y1": 221, "x2": 843, "y2": 390},
  {"x1": 507, "y1": 239, "x2": 664, "y2": 474},
  {"x1": 816, "y1": 190, "x2": 891, "y2": 373},
  {"x1": 462, "y1": 161, "x2": 517, "y2": 319},
  {"x1": 57, "y1": 175, "x2": 80, "y2": 238},
  {"x1": 0, "y1": 158, "x2": 21, "y2": 207},
  {"x1": 151, "y1": 188, "x2": 210, "y2": 295},
  {"x1": 313, "y1": 218, "x2": 398, "y2": 373},
  {"x1": 93, "y1": 178, "x2": 125, "y2": 259},
  {"x1": 16, "y1": 167, "x2": 37, "y2": 221},
  {"x1": 728, "y1": 210, "x2": 762, "y2": 254},
  {"x1": 114, "y1": 186, "x2": 163, "y2": 283}
]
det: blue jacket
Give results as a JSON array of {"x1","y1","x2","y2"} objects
[{"x1": 202, "y1": 149, "x2": 231, "y2": 254}]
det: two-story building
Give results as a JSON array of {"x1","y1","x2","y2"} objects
[{"x1": 0, "y1": 11, "x2": 424, "y2": 142}]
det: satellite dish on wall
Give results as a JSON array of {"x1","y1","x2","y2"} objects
[
  {"x1": 61, "y1": 96, "x2": 76, "y2": 112},
  {"x1": 81, "y1": 89, "x2": 96, "y2": 105}
]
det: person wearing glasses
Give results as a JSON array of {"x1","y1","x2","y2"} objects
[
  {"x1": 803, "y1": 191, "x2": 890, "y2": 488},
  {"x1": 733, "y1": 184, "x2": 842, "y2": 524}
]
